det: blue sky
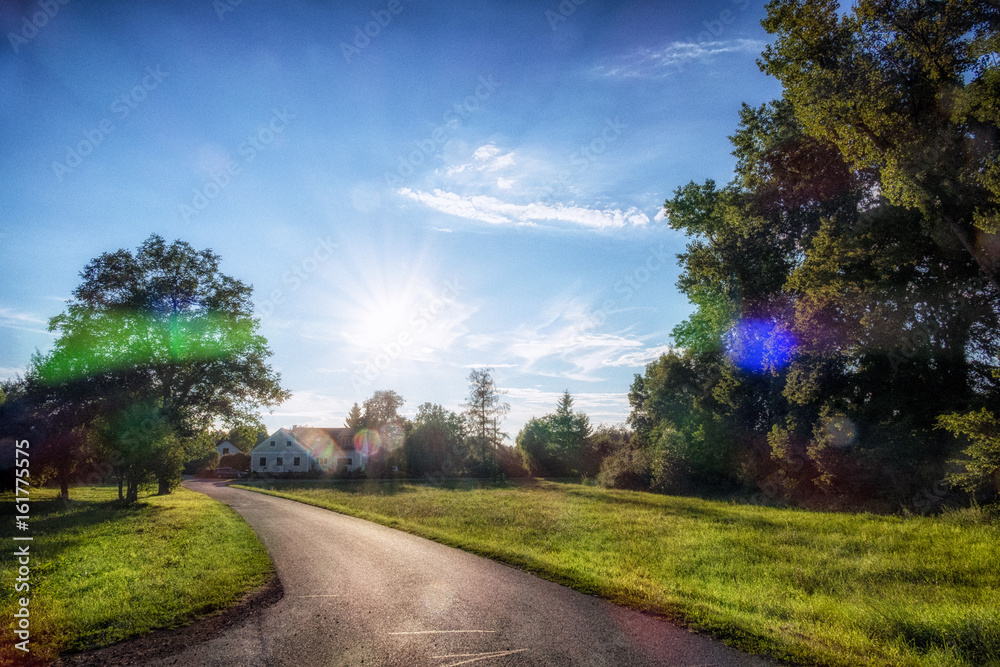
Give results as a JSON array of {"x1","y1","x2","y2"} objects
[{"x1": 0, "y1": 0, "x2": 783, "y2": 437}]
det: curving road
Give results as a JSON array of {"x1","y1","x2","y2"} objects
[{"x1": 155, "y1": 479, "x2": 780, "y2": 667}]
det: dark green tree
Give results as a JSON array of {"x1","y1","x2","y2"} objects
[
  {"x1": 405, "y1": 403, "x2": 467, "y2": 478},
  {"x1": 516, "y1": 391, "x2": 591, "y2": 477},
  {"x1": 33, "y1": 235, "x2": 289, "y2": 500}
]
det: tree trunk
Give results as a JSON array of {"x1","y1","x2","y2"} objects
[
  {"x1": 117, "y1": 476, "x2": 124, "y2": 501},
  {"x1": 126, "y1": 477, "x2": 139, "y2": 504},
  {"x1": 157, "y1": 477, "x2": 172, "y2": 495},
  {"x1": 60, "y1": 476, "x2": 69, "y2": 502}
]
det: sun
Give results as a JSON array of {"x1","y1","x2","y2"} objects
[{"x1": 356, "y1": 294, "x2": 411, "y2": 345}]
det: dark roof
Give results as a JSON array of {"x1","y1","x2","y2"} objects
[{"x1": 290, "y1": 427, "x2": 356, "y2": 452}]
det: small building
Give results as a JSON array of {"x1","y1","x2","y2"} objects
[
  {"x1": 250, "y1": 427, "x2": 365, "y2": 475},
  {"x1": 216, "y1": 439, "x2": 241, "y2": 458}
]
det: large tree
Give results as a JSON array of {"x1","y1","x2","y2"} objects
[
  {"x1": 633, "y1": 8, "x2": 1000, "y2": 507},
  {"x1": 32, "y1": 235, "x2": 289, "y2": 499},
  {"x1": 760, "y1": 0, "x2": 1000, "y2": 288}
]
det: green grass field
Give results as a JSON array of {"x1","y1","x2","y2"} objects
[
  {"x1": 236, "y1": 478, "x2": 1000, "y2": 667},
  {"x1": 0, "y1": 485, "x2": 273, "y2": 664}
]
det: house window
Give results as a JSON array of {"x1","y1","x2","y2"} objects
[
  {"x1": 293, "y1": 457, "x2": 300, "y2": 466},
  {"x1": 259, "y1": 457, "x2": 266, "y2": 468},
  {"x1": 286, "y1": 441, "x2": 292, "y2": 447},
  {"x1": 276, "y1": 457, "x2": 283, "y2": 466},
  {"x1": 222, "y1": 447, "x2": 230, "y2": 455},
  {"x1": 269, "y1": 441, "x2": 275, "y2": 447}
]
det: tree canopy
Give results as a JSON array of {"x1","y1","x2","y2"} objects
[
  {"x1": 623, "y1": 0, "x2": 1000, "y2": 509},
  {"x1": 28, "y1": 235, "x2": 289, "y2": 501}
]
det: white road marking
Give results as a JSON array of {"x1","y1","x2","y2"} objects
[
  {"x1": 389, "y1": 630, "x2": 498, "y2": 635},
  {"x1": 432, "y1": 648, "x2": 530, "y2": 666}
]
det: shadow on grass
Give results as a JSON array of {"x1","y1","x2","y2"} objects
[{"x1": 0, "y1": 489, "x2": 169, "y2": 565}]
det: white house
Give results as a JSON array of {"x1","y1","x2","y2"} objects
[
  {"x1": 250, "y1": 427, "x2": 366, "y2": 475},
  {"x1": 216, "y1": 439, "x2": 241, "y2": 458}
]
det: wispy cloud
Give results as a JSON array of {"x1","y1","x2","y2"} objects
[
  {"x1": 398, "y1": 188, "x2": 649, "y2": 230},
  {"x1": 469, "y1": 300, "x2": 671, "y2": 381},
  {"x1": 597, "y1": 38, "x2": 764, "y2": 78},
  {"x1": 503, "y1": 386, "x2": 630, "y2": 427},
  {"x1": 269, "y1": 390, "x2": 356, "y2": 426},
  {"x1": 447, "y1": 143, "x2": 516, "y2": 176},
  {"x1": 0, "y1": 307, "x2": 52, "y2": 335}
]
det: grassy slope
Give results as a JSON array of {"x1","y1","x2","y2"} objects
[
  {"x1": 0, "y1": 485, "x2": 273, "y2": 664},
  {"x1": 235, "y1": 479, "x2": 1000, "y2": 667}
]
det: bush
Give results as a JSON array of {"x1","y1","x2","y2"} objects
[
  {"x1": 596, "y1": 445, "x2": 651, "y2": 491},
  {"x1": 219, "y1": 452, "x2": 250, "y2": 472}
]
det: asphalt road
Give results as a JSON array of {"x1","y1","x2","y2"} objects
[{"x1": 158, "y1": 479, "x2": 780, "y2": 667}]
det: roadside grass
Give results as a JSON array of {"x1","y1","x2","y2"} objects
[
  {"x1": 0, "y1": 485, "x2": 273, "y2": 664},
  {"x1": 235, "y1": 478, "x2": 1000, "y2": 667}
]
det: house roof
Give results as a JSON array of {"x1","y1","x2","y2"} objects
[{"x1": 291, "y1": 427, "x2": 357, "y2": 453}]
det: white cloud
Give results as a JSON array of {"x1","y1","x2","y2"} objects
[
  {"x1": 0, "y1": 307, "x2": 53, "y2": 335},
  {"x1": 398, "y1": 188, "x2": 649, "y2": 230},
  {"x1": 447, "y1": 143, "x2": 516, "y2": 176},
  {"x1": 0, "y1": 366, "x2": 26, "y2": 381},
  {"x1": 269, "y1": 390, "x2": 356, "y2": 427},
  {"x1": 473, "y1": 144, "x2": 501, "y2": 161},
  {"x1": 597, "y1": 38, "x2": 765, "y2": 78},
  {"x1": 470, "y1": 300, "x2": 671, "y2": 381},
  {"x1": 496, "y1": 177, "x2": 514, "y2": 190}
]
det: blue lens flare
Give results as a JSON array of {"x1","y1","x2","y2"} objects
[{"x1": 726, "y1": 318, "x2": 796, "y2": 372}]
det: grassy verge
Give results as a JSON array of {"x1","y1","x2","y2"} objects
[
  {"x1": 0, "y1": 485, "x2": 273, "y2": 664},
  {"x1": 235, "y1": 478, "x2": 1000, "y2": 667}
]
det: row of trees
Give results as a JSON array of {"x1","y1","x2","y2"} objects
[
  {"x1": 617, "y1": 0, "x2": 1000, "y2": 510},
  {"x1": 337, "y1": 384, "x2": 635, "y2": 485}
]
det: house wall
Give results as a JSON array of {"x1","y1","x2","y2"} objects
[{"x1": 251, "y1": 429, "x2": 366, "y2": 474}]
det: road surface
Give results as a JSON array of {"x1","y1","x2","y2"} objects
[{"x1": 149, "y1": 479, "x2": 780, "y2": 666}]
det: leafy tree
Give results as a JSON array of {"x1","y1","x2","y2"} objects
[
  {"x1": 464, "y1": 367, "x2": 509, "y2": 478},
  {"x1": 32, "y1": 235, "x2": 289, "y2": 500},
  {"x1": 639, "y1": 10, "x2": 1000, "y2": 507},
  {"x1": 516, "y1": 391, "x2": 591, "y2": 477},
  {"x1": 940, "y1": 409, "x2": 1000, "y2": 501},
  {"x1": 96, "y1": 402, "x2": 179, "y2": 503},
  {"x1": 225, "y1": 422, "x2": 267, "y2": 452},
  {"x1": 362, "y1": 389, "x2": 406, "y2": 475},
  {"x1": 362, "y1": 390, "x2": 404, "y2": 428},
  {"x1": 760, "y1": 0, "x2": 1000, "y2": 289},
  {"x1": 405, "y1": 403, "x2": 467, "y2": 477}
]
